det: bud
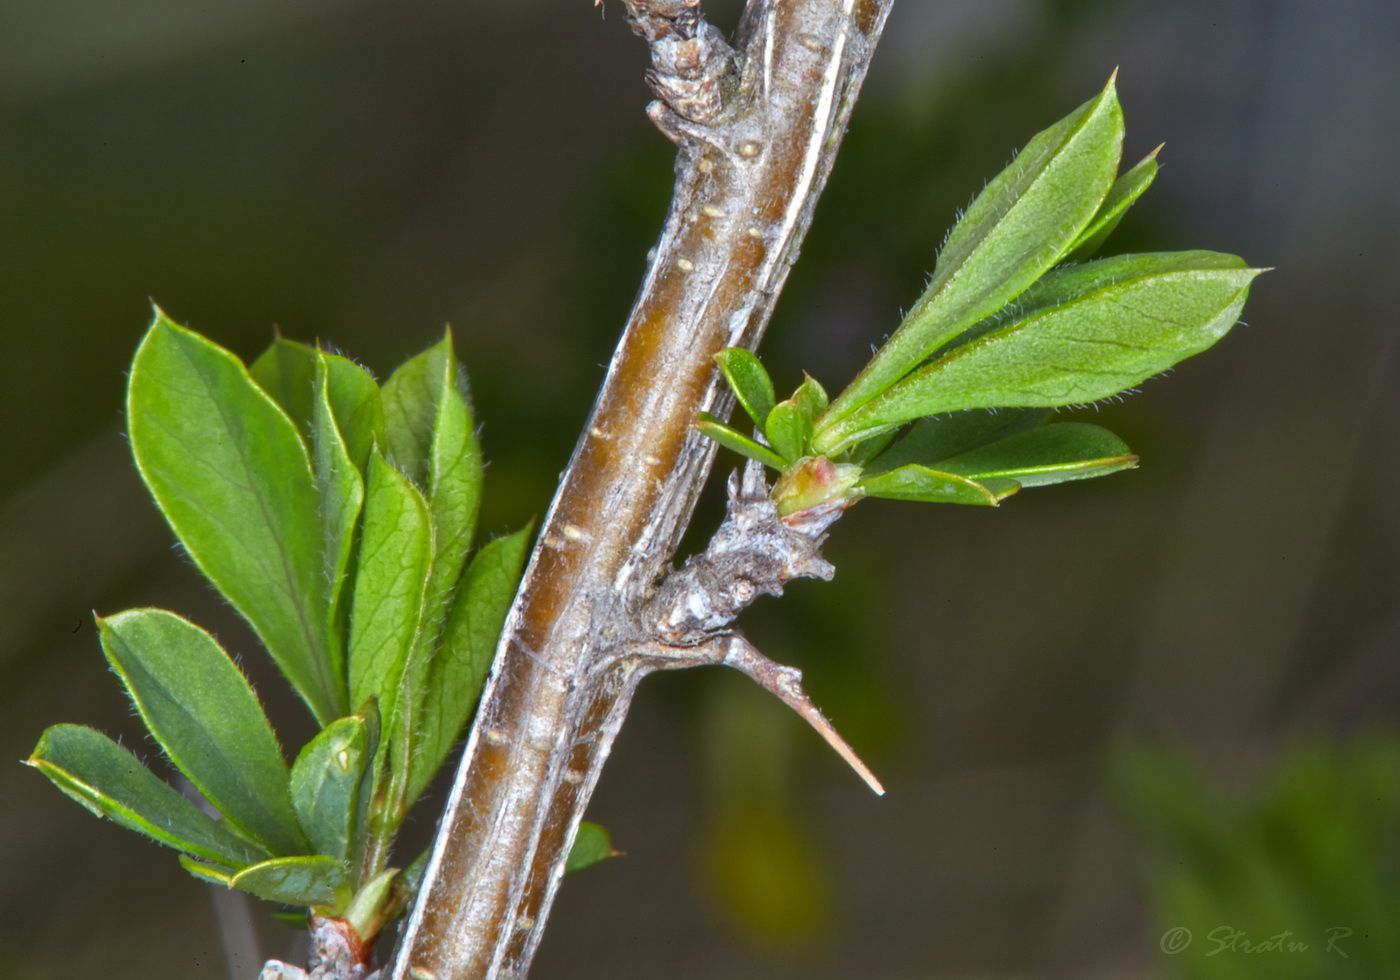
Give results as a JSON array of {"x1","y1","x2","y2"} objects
[{"x1": 771, "y1": 456, "x2": 864, "y2": 516}]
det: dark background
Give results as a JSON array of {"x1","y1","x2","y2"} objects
[{"x1": 3, "y1": 0, "x2": 1398, "y2": 977}]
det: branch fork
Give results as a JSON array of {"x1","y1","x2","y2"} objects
[
  {"x1": 261, "y1": 917, "x2": 380, "y2": 980},
  {"x1": 638, "y1": 459, "x2": 883, "y2": 795}
]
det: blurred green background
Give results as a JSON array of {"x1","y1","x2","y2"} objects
[{"x1": 3, "y1": 0, "x2": 1397, "y2": 977}]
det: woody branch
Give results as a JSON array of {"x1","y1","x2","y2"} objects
[{"x1": 375, "y1": 2, "x2": 894, "y2": 978}]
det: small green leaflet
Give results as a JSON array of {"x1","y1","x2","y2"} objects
[
  {"x1": 714, "y1": 348, "x2": 777, "y2": 430},
  {"x1": 27, "y1": 724, "x2": 269, "y2": 868},
  {"x1": 695, "y1": 413, "x2": 787, "y2": 470},
  {"x1": 1063, "y1": 146, "x2": 1160, "y2": 262},
  {"x1": 290, "y1": 715, "x2": 370, "y2": 861},
  {"x1": 231, "y1": 855, "x2": 350, "y2": 907},
  {"x1": 855, "y1": 466, "x2": 1018, "y2": 506},
  {"x1": 99, "y1": 609, "x2": 307, "y2": 856},
  {"x1": 932, "y1": 423, "x2": 1137, "y2": 488},
  {"x1": 566, "y1": 821, "x2": 618, "y2": 873}
]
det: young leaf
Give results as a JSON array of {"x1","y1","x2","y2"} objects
[
  {"x1": 792, "y1": 374, "x2": 829, "y2": 423},
  {"x1": 290, "y1": 715, "x2": 370, "y2": 861},
  {"x1": 566, "y1": 821, "x2": 618, "y2": 873},
  {"x1": 714, "y1": 348, "x2": 777, "y2": 430},
  {"x1": 179, "y1": 854, "x2": 239, "y2": 886},
  {"x1": 771, "y1": 456, "x2": 863, "y2": 516},
  {"x1": 420, "y1": 337, "x2": 484, "y2": 642},
  {"x1": 348, "y1": 450, "x2": 433, "y2": 729},
  {"x1": 405, "y1": 525, "x2": 533, "y2": 808},
  {"x1": 865, "y1": 408, "x2": 1050, "y2": 475},
  {"x1": 854, "y1": 466, "x2": 1018, "y2": 506},
  {"x1": 99, "y1": 609, "x2": 308, "y2": 856},
  {"x1": 312, "y1": 355, "x2": 365, "y2": 694},
  {"x1": 818, "y1": 75, "x2": 1124, "y2": 437},
  {"x1": 343, "y1": 867, "x2": 401, "y2": 942},
  {"x1": 382, "y1": 332, "x2": 468, "y2": 490},
  {"x1": 696, "y1": 413, "x2": 788, "y2": 470},
  {"x1": 824, "y1": 260, "x2": 1262, "y2": 450},
  {"x1": 250, "y1": 337, "x2": 318, "y2": 443},
  {"x1": 321, "y1": 355, "x2": 384, "y2": 476},
  {"x1": 250, "y1": 337, "x2": 383, "y2": 476},
  {"x1": 27, "y1": 724, "x2": 269, "y2": 868},
  {"x1": 763, "y1": 399, "x2": 810, "y2": 464},
  {"x1": 230, "y1": 855, "x2": 350, "y2": 908},
  {"x1": 933, "y1": 423, "x2": 1137, "y2": 487},
  {"x1": 128, "y1": 311, "x2": 340, "y2": 721},
  {"x1": 1063, "y1": 146, "x2": 1160, "y2": 262}
]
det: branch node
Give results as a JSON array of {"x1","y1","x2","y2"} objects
[
  {"x1": 645, "y1": 100, "x2": 728, "y2": 150},
  {"x1": 623, "y1": 0, "x2": 735, "y2": 124},
  {"x1": 647, "y1": 461, "x2": 838, "y2": 639}
]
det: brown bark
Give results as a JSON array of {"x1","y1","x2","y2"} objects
[{"x1": 383, "y1": 2, "x2": 894, "y2": 977}]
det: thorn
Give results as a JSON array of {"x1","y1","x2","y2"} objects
[{"x1": 720, "y1": 634, "x2": 885, "y2": 796}]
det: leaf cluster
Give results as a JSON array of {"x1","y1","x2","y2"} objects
[
  {"x1": 26, "y1": 315, "x2": 559, "y2": 941},
  {"x1": 700, "y1": 75, "x2": 1263, "y2": 515}
]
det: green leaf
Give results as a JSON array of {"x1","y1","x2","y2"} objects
[
  {"x1": 854, "y1": 466, "x2": 1018, "y2": 506},
  {"x1": 406, "y1": 525, "x2": 532, "y2": 807},
  {"x1": 1064, "y1": 146, "x2": 1160, "y2": 262},
  {"x1": 826, "y1": 259, "x2": 1262, "y2": 448},
  {"x1": 696, "y1": 414, "x2": 788, "y2": 470},
  {"x1": 348, "y1": 450, "x2": 433, "y2": 733},
  {"x1": 250, "y1": 338, "x2": 383, "y2": 477},
  {"x1": 398, "y1": 847, "x2": 430, "y2": 896},
  {"x1": 343, "y1": 867, "x2": 401, "y2": 941},
  {"x1": 128, "y1": 311, "x2": 340, "y2": 721},
  {"x1": 179, "y1": 854, "x2": 238, "y2": 886},
  {"x1": 249, "y1": 337, "x2": 318, "y2": 443},
  {"x1": 382, "y1": 333, "x2": 467, "y2": 489},
  {"x1": 319, "y1": 355, "x2": 384, "y2": 477},
  {"x1": 714, "y1": 348, "x2": 777, "y2": 430},
  {"x1": 230, "y1": 855, "x2": 350, "y2": 907},
  {"x1": 381, "y1": 336, "x2": 485, "y2": 819},
  {"x1": 846, "y1": 429, "x2": 901, "y2": 467},
  {"x1": 312, "y1": 355, "x2": 364, "y2": 694},
  {"x1": 27, "y1": 724, "x2": 269, "y2": 868},
  {"x1": 252, "y1": 338, "x2": 383, "y2": 473},
  {"x1": 1001, "y1": 250, "x2": 1247, "y2": 329},
  {"x1": 250, "y1": 342, "x2": 377, "y2": 690},
  {"x1": 420, "y1": 335, "x2": 483, "y2": 649},
  {"x1": 290, "y1": 716, "x2": 370, "y2": 861},
  {"x1": 934, "y1": 423, "x2": 1137, "y2": 487},
  {"x1": 792, "y1": 374, "x2": 829, "y2": 423},
  {"x1": 818, "y1": 75, "x2": 1124, "y2": 439},
  {"x1": 99, "y1": 609, "x2": 307, "y2": 856},
  {"x1": 763, "y1": 399, "x2": 809, "y2": 464},
  {"x1": 865, "y1": 408, "x2": 1050, "y2": 475},
  {"x1": 566, "y1": 821, "x2": 617, "y2": 873}
]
